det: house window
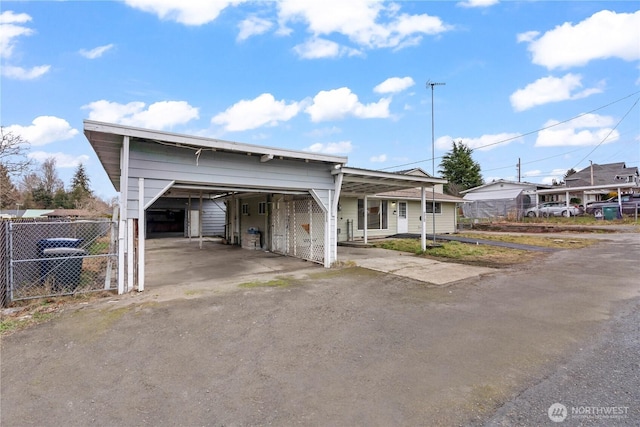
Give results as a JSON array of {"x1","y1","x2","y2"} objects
[
  {"x1": 258, "y1": 202, "x2": 266, "y2": 215},
  {"x1": 241, "y1": 204, "x2": 249, "y2": 215},
  {"x1": 398, "y1": 202, "x2": 407, "y2": 219},
  {"x1": 425, "y1": 202, "x2": 442, "y2": 214},
  {"x1": 357, "y1": 199, "x2": 388, "y2": 230}
]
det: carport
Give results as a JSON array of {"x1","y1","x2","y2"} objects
[{"x1": 84, "y1": 121, "x2": 445, "y2": 294}]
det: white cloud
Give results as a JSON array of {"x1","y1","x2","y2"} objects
[
  {"x1": 83, "y1": 100, "x2": 199, "y2": 130},
  {"x1": 1, "y1": 65, "x2": 50, "y2": 80},
  {"x1": 28, "y1": 152, "x2": 90, "y2": 168},
  {"x1": 0, "y1": 11, "x2": 51, "y2": 79},
  {"x1": 79, "y1": 44, "x2": 114, "y2": 59},
  {"x1": 370, "y1": 154, "x2": 387, "y2": 163},
  {"x1": 516, "y1": 31, "x2": 539, "y2": 43},
  {"x1": 5, "y1": 116, "x2": 78, "y2": 146},
  {"x1": 304, "y1": 141, "x2": 352, "y2": 155},
  {"x1": 436, "y1": 133, "x2": 523, "y2": 152},
  {"x1": 123, "y1": 0, "x2": 248, "y2": 26},
  {"x1": 278, "y1": 0, "x2": 451, "y2": 56},
  {"x1": 211, "y1": 93, "x2": 301, "y2": 131},
  {"x1": 524, "y1": 168, "x2": 566, "y2": 185},
  {"x1": 457, "y1": 0, "x2": 499, "y2": 8},
  {"x1": 374, "y1": 77, "x2": 415, "y2": 94},
  {"x1": 520, "y1": 10, "x2": 640, "y2": 70},
  {"x1": 0, "y1": 11, "x2": 33, "y2": 58},
  {"x1": 293, "y1": 37, "x2": 361, "y2": 59},
  {"x1": 305, "y1": 126, "x2": 342, "y2": 138},
  {"x1": 305, "y1": 87, "x2": 391, "y2": 122},
  {"x1": 535, "y1": 113, "x2": 619, "y2": 147},
  {"x1": 510, "y1": 73, "x2": 603, "y2": 111},
  {"x1": 237, "y1": 16, "x2": 273, "y2": 41}
]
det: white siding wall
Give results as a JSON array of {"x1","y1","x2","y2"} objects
[{"x1": 337, "y1": 196, "x2": 457, "y2": 241}]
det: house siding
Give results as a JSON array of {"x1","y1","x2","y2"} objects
[
  {"x1": 125, "y1": 140, "x2": 335, "y2": 219},
  {"x1": 337, "y1": 196, "x2": 457, "y2": 241}
]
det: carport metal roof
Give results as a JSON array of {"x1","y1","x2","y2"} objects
[
  {"x1": 334, "y1": 167, "x2": 447, "y2": 196},
  {"x1": 84, "y1": 120, "x2": 348, "y2": 192}
]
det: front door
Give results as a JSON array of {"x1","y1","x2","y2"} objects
[{"x1": 397, "y1": 201, "x2": 408, "y2": 233}]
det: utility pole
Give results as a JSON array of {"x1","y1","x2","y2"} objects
[
  {"x1": 427, "y1": 80, "x2": 445, "y2": 245},
  {"x1": 517, "y1": 158, "x2": 521, "y2": 182}
]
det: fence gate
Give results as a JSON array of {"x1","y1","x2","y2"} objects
[
  {"x1": 2, "y1": 219, "x2": 118, "y2": 303},
  {"x1": 271, "y1": 197, "x2": 325, "y2": 264}
]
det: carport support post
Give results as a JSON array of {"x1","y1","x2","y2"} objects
[
  {"x1": 363, "y1": 195, "x2": 368, "y2": 244},
  {"x1": 421, "y1": 186, "x2": 426, "y2": 251},
  {"x1": 127, "y1": 219, "x2": 134, "y2": 292},
  {"x1": 199, "y1": 192, "x2": 203, "y2": 249},
  {"x1": 138, "y1": 178, "x2": 145, "y2": 292},
  {"x1": 118, "y1": 135, "x2": 130, "y2": 295}
]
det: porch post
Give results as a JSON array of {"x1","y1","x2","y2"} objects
[{"x1": 421, "y1": 186, "x2": 426, "y2": 251}]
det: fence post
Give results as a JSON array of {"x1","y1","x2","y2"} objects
[{"x1": 1, "y1": 221, "x2": 7, "y2": 307}]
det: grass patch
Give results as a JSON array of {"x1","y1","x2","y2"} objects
[
  {"x1": 455, "y1": 233, "x2": 596, "y2": 249},
  {"x1": 372, "y1": 239, "x2": 541, "y2": 267},
  {"x1": 238, "y1": 278, "x2": 294, "y2": 289}
]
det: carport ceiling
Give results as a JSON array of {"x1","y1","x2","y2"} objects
[{"x1": 336, "y1": 167, "x2": 447, "y2": 196}]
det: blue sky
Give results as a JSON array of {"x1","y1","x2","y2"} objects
[{"x1": 1, "y1": 0, "x2": 639, "y2": 200}]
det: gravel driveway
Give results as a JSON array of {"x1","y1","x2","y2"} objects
[{"x1": 2, "y1": 233, "x2": 638, "y2": 426}]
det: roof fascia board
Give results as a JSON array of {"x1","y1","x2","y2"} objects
[
  {"x1": 84, "y1": 120, "x2": 347, "y2": 165},
  {"x1": 335, "y1": 167, "x2": 447, "y2": 185}
]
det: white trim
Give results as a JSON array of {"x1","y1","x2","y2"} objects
[
  {"x1": 117, "y1": 135, "x2": 129, "y2": 295},
  {"x1": 85, "y1": 120, "x2": 347, "y2": 165},
  {"x1": 143, "y1": 180, "x2": 175, "y2": 210},
  {"x1": 138, "y1": 178, "x2": 145, "y2": 292}
]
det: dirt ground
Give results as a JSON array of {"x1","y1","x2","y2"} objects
[{"x1": 1, "y1": 232, "x2": 639, "y2": 426}]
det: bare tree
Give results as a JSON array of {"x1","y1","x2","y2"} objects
[
  {"x1": 40, "y1": 157, "x2": 64, "y2": 194},
  {"x1": 0, "y1": 127, "x2": 32, "y2": 175}
]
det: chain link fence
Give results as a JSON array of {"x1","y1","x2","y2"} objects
[{"x1": 1, "y1": 218, "x2": 118, "y2": 305}]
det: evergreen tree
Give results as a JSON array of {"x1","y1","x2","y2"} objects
[
  {"x1": 0, "y1": 164, "x2": 19, "y2": 210},
  {"x1": 438, "y1": 141, "x2": 483, "y2": 196},
  {"x1": 70, "y1": 163, "x2": 92, "y2": 208}
]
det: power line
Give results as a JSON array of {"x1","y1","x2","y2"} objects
[
  {"x1": 570, "y1": 96, "x2": 640, "y2": 171},
  {"x1": 380, "y1": 90, "x2": 640, "y2": 172}
]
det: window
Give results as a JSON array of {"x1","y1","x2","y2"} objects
[
  {"x1": 357, "y1": 199, "x2": 388, "y2": 230},
  {"x1": 258, "y1": 202, "x2": 266, "y2": 215},
  {"x1": 425, "y1": 202, "x2": 442, "y2": 214},
  {"x1": 398, "y1": 202, "x2": 407, "y2": 219},
  {"x1": 241, "y1": 204, "x2": 249, "y2": 215}
]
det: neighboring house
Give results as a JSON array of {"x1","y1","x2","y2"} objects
[
  {"x1": 565, "y1": 162, "x2": 639, "y2": 204},
  {"x1": 21, "y1": 209, "x2": 55, "y2": 219},
  {"x1": 461, "y1": 180, "x2": 552, "y2": 219},
  {"x1": 566, "y1": 162, "x2": 639, "y2": 187},
  {"x1": 336, "y1": 168, "x2": 463, "y2": 241},
  {"x1": 45, "y1": 209, "x2": 94, "y2": 219}
]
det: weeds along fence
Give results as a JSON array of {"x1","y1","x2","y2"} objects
[{"x1": 1, "y1": 218, "x2": 118, "y2": 306}]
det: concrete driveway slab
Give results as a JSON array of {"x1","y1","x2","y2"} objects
[{"x1": 338, "y1": 246, "x2": 495, "y2": 285}]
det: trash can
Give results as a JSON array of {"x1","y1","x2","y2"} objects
[
  {"x1": 37, "y1": 238, "x2": 84, "y2": 286},
  {"x1": 42, "y1": 247, "x2": 87, "y2": 292},
  {"x1": 603, "y1": 206, "x2": 620, "y2": 220}
]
